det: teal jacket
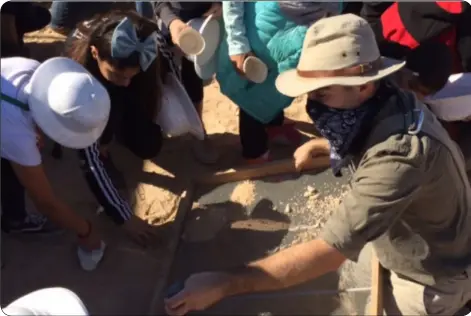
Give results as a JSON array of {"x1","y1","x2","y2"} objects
[{"x1": 216, "y1": 2, "x2": 307, "y2": 123}]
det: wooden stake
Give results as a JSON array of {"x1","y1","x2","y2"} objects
[
  {"x1": 369, "y1": 250, "x2": 384, "y2": 316},
  {"x1": 196, "y1": 156, "x2": 330, "y2": 185}
]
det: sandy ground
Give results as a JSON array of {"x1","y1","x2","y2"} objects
[{"x1": 1, "y1": 28, "x2": 314, "y2": 314}]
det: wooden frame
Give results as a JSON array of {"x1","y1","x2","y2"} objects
[{"x1": 149, "y1": 156, "x2": 383, "y2": 315}]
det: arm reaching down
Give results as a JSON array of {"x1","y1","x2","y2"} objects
[
  {"x1": 223, "y1": 2, "x2": 251, "y2": 56},
  {"x1": 164, "y1": 239, "x2": 346, "y2": 315},
  {"x1": 11, "y1": 162, "x2": 101, "y2": 250},
  {"x1": 223, "y1": 2, "x2": 253, "y2": 75},
  {"x1": 78, "y1": 143, "x2": 157, "y2": 246}
]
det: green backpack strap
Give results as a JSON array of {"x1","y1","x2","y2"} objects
[{"x1": 0, "y1": 93, "x2": 30, "y2": 111}]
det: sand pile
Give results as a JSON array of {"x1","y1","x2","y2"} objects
[
  {"x1": 230, "y1": 180, "x2": 257, "y2": 206},
  {"x1": 132, "y1": 183, "x2": 180, "y2": 225}
]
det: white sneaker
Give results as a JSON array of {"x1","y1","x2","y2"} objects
[{"x1": 77, "y1": 241, "x2": 106, "y2": 271}]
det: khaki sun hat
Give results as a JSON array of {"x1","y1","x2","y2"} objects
[{"x1": 276, "y1": 14, "x2": 406, "y2": 98}]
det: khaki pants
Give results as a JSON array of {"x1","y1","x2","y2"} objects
[
  {"x1": 342, "y1": 245, "x2": 471, "y2": 315},
  {"x1": 380, "y1": 268, "x2": 471, "y2": 315}
]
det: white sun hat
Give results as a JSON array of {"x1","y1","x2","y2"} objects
[
  {"x1": 426, "y1": 73, "x2": 471, "y2": 122},
  {"x1": 276, "y1": 14, "x2": 406, "y2": 97},
  {"x1": 27, "y1": 57, "x2": 111, "y2": 149},
  {"x1": 184, "y1": 14, "x2": 221, "y2": 80}
]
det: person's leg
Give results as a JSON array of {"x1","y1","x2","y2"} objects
[
  {"x1": 181, "y1": 57, "x2": 219, "y2": 165},
  {"x1": 135, "y1": 1, "x2": 155, "y2": 20},
  {"x1": 49, "y1": 1, "x2": 114, "y2": 35},
  {"x1": 1, "y1": 158, "x2": 59, "y2": 234},
  {"x1": 265, "y1": 112, "x2": 302, "y2": 147},
  {"x1": 117, "y1": 110, "x2": 164, "y2": 161},
  {"x1": 15, "y1": 3, "x2": 51, "y2": 36},
  {"x1": 1, "y1": 158, "x2": 27, "y2": 226},
  {"x1": 366, "y1": 269, "x2": 471, "y2": 315},
  {"x1": 239, "y1": 109, "x2": 271, "y2": 163},
  {"x1": 4, "y1": 287, "x2": 89, "y2": 316},
  {"x1": 457, "y1": 122, "x2": 471, "y2": 172}
]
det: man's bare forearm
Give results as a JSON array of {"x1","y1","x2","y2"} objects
[{"x1": 224, "y1": 239, "x2": 346, "y2": 297}]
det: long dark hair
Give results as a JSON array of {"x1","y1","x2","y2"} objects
[{"x1": 66, "y1": 9, "x2": 169, "y2": 119}]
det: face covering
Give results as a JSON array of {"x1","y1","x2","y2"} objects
[{"x1": 306, "y1": 81, "x2": 396, "y2": 176}]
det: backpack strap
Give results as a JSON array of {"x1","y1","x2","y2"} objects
[
  {"x1": 367, "y1": 90, "x2": 470, "y2": 192},
  {"x1": 0, "y1": 93, "x2": 29, "y2": 111}
]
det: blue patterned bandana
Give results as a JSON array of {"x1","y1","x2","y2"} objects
[{"x1": 306, "y1": 82, "x2": 396, "y2": 176}]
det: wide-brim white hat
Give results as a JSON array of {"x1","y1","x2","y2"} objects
[
  {"x1": 276, "y1": 14, "x2": 405, "y2": 98},
  {"x1": 426, "y1": 73, "x2": 471, "y2": 121},
  {"x1": 28, "y1": 57, "x2": 110, "y2": 149},
  {"x1": 186, "y1": 14, "x2": 221, "y2": 80}
]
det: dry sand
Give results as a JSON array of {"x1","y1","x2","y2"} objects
[
  {"x1": 229, "y1": 180, "x2": 257, "y2": 206},
  {"x1": 3, "y1": 27, "x2": 315, "y2": 314}
]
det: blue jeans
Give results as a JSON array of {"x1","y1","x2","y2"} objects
[
  {"x1": 49, "y1": 1, "x2": 115, "y2": 30},
  {"x1": 135, "y1": 1, "x2": 154, "y2": 19}
]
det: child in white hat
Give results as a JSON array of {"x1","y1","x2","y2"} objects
[{"x1": 1, "y1": 56, "x2": 109, "y2": 269}]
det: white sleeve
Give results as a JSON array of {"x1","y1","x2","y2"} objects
[
  {"x1": 1, "y1": 134, "x2": 41, "y2": 166},
  {"x1": 0, "y1": 106, "x2": 41, "y2": 167}
]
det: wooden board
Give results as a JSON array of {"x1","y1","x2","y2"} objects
[{"x1": 196, "y1": 156, "x2": 330, "y2": 185}]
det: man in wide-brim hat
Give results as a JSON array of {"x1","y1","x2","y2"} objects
[{"x1": 163, "y1": 14, "x2": 471, "y2": 316}]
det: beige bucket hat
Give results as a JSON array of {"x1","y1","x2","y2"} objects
[{"x1": 276, "y1": 14, "x2": 406, "y2": 98}]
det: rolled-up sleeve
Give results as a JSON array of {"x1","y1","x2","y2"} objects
[
  {"x1": 223, "y1": 2, "x2": 251, "y2": 56},
  {"x1": 320, "y1": 141, "x2": 423, "y2": 261}
]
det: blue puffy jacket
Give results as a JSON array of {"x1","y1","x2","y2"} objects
[{"x1": 216, "y1": 2, "x2": 307, "y2": 124}]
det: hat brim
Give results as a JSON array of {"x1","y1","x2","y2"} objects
[
  {"x1": 194, "y1": 55, "x2": 217, "y2": 81},
  {"x1": 28, "y1": 57, "x2": 108, "y2": 149},
  {"x1": 188, "y1": 14, "x2": 220, "y2": 67},
  {"x1": 276, "y1": 57, "x2": 406, "y2": 98}
]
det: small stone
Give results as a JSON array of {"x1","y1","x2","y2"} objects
[{"x1": 284, "y1": 204, "x2": 292, "y2": 213}]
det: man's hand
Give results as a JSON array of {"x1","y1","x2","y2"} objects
[
  {"x1": 203, "y1": 2, "x2": 222, "y2": 19},
  {"x1": 164, "y1": 239, "x2": 346, "y2": 315},
  {"x1": 164, "y1": 272, "x2": 232, "y2": 316},
  {"x1": 293, "y1": 138, "x2": 330, "y2": 171},
  {"x1": 169, "y1": 19, "x2": 191, "y2": 46},
  {"x1": 123, "y1": 215, "x2": 158, "y2": 247}
]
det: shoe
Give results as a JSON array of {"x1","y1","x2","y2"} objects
[
  {"x1": 77, "y1": 241, "x2": 106, "y2": 271},
  {"x1": 266, "y1": 124, "x2": 302, "y2": 147},
  {"x1": 2, "y1": 213, "x2": 63, "y2": 234},
  {"x1": 191, "y1": 137, "x2": 220, "y2": 165}
]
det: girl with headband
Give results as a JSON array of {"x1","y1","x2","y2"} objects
[{"x1": 63, "y1": 10, "x2": 179, "y2": 246}]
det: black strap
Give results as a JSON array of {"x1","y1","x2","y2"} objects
[{"x1": 0, "y1": 93, "x2": 29, "y2": 111}]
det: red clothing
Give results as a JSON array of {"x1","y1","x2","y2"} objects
[{"x1": 362, "y1": 2, "x2": 471, "y2": 73}]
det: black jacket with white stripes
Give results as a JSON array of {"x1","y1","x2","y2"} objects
[{"x1": 65, "y1": 18, "x2": 180, "y2": 224}]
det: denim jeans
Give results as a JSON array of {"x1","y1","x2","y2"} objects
[
  {"x1": 49, "y1": 1, "x2": 115, "y2": 30},
  {"x1": 135, "y1": 1, "x2": 155, "y2": 19}
]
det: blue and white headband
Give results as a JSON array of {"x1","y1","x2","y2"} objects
[{"x1": 110, "y1": 17, "x2": 158, "y2": 71}]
